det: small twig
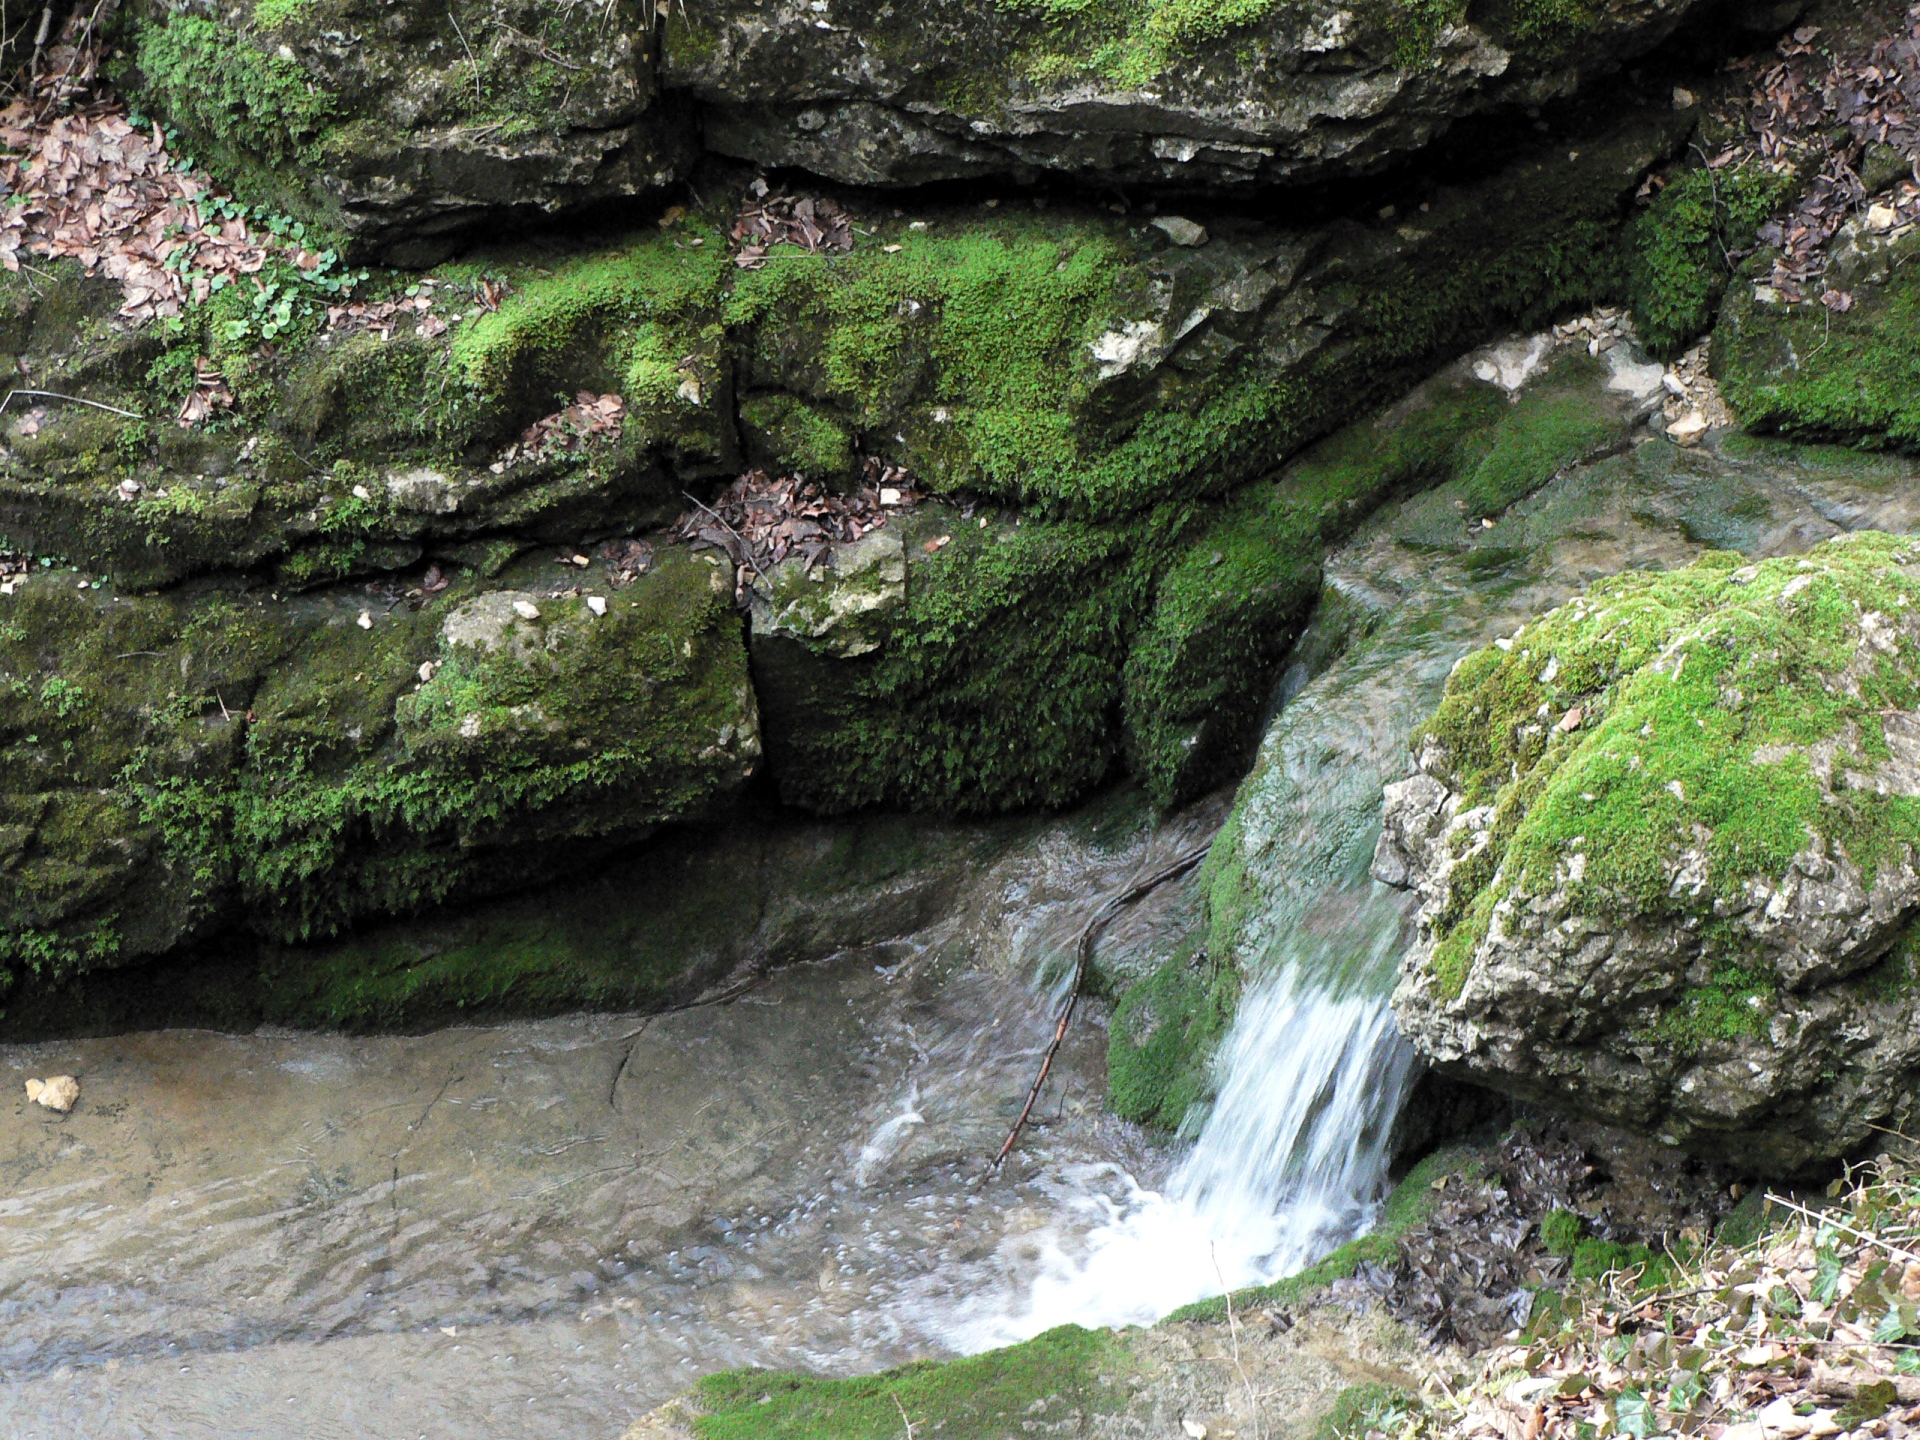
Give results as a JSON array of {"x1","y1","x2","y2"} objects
[
  {"x1": 984, "y1": 839, "x2": 1210, "y2": 1177},
  {"x1": 485, "y1": 20, "x2": 583, "y2": 69},
  {"x1": 1764, "y1": 1193, "x2": 1920, "y2": 1264},
  {"x1": 891, "y1": 1393, "x2": 916, "y2": 1440},
  {"x1": 682, "y1": 491, "x2": 770, "y2": 582},
  {"x1": 1214, "y1": 1241, "x2": 1265, "y2": 1440},
  {"x1": 0, "y1": 388, "x2": 141, "y2": 419},
  {"x1": 607, "y1": 971, "x2": 773, "y2": 1110},
  {"x1": 447, "y1": 6, "x2": 484, "y2": 110},
  {"x1": 114, "y1": 650, "x2": 160, "y2": 659}
]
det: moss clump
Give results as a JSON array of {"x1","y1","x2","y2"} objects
[
  {"x1": 0, "y1": 547, "x2": 755, "y2": 991},
  {"x1": 1107, "y1": 940, "x2": 1238, "y2": 1130},
  {"x1": 1171, "y1": 1147, "x2": 1477, "y2": 1321},
  {"x1": 130, "y1": 14, "x2": 340, "y2": 220},
  {"x1": 1541, "y1": 1207, "x2": 1585, "y2": 1255},
  {"x1": 689, "y1": 1324, "x2": 1131, "y2": 1440},
  {"x1": 1415, "y1": 532, "x2": 1920, "y2": 1003},
  {"x1": 1629, "y1": 165, "x2": 1796, "y2": 358}
]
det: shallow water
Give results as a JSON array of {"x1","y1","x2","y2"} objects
[{"x1": 0, "y1": 804, "x2": 1216, "y2": 1438}]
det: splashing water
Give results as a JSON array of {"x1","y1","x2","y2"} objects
[{"x1": 947, "y1": 882, "x2": 1419, "y2": 1347}]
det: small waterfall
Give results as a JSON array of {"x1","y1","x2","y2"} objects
[{"x1": 949, "y1": 882, "x2": 1420, "y2": 1345}]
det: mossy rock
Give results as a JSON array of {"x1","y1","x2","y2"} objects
[
  {"x1": 1106, "y1": 938, "x2": 1238, "y2": 1131},
  {"x1": 679, "y1": 1324, "x2": 1133, "y2": 1439},
  {"x1": 1716, "y1": 221, "x2": 1920, "y2": 448},
  {"x1": 1386, "y1": 532, "x2": 1920, "y2": 1171},
  {"x1": 117, "y1": 0, "x2": 696, "y2": 260},
  {"x1": 670, "y1": 0, "x2": 1717, "y2": 192},
  {"x1": 0, "y1": 545, "x2": 757, "y2": 997}
]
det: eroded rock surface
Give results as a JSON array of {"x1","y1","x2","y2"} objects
[{"x1": 1383, "y1": 532, "x2": 1920, "y2": 1172}]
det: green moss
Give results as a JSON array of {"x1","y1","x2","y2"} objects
[
  {"x1": 1170, "y1": 1147, "x2": 1477, "y2": 1321},
  {"x1": 1415, "y1": 533, "x2": 1920, "y2": 1003},
  {"x1": 1456, "y1": 377, "x2": 1620, "y2": 518},
  {"x1": 1107, "y1": 940, "x2": 1238, "y2": 1130},
  {"x1": 739, "y1": 393, "x2": 856, "y2": 479},
  {"x1": 689, "y1": 1324, "x2": 1131, "y2": 1440},
  {"x1": 1569, "y1": 1237, "x2": 1679, "y2": 1287},
  {"x1": 1629, "y1": 165, "x2": 1796, "y2": 358},
  {"x1": 1315, "y1": 1384, "x2": 1422, "y2": 1440},
  {"x1": 130, "y1": 14, "x2": 338, "y2": 217},
  {"x1": 1542, "y1": 1207, "x2": 1585, "y2": 1256},
  {"x1": 1717, "y1": 235, "x2": 1920, "y2": 447}
]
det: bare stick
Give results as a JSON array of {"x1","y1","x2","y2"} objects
[
  {"x1": 682, "y1": 490, "x2": 770, "y2": 582},
  {"x1": 448, "y1": 6, "x2": 483, "y2": 109},
  {"x1": 984, "y1": 839, "x2": 1211, "y2": 1177},
  {"x1": 0, "y1": 388, "x2": 141, "y2": 419},
  {"x1": 891, "y1": 1393, "x2": 916, "y2": 1440}
]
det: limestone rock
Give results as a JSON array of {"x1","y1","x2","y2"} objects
[
  {"x1": 25, "y1": 1076, "x2": 78, "y2": 1112},
  {"x1": 665, "y1": 0, "x2": 1730, "y2": 192},
  {"x1": 1383, "y1": 534, "x2": 1920, "y2": 1172},
  {"x1": 748, "y1": 529, "x2": 907, "y2": 659},
  {"x1": 121, "y1": 0, "x2": 697, "y2": 261}
]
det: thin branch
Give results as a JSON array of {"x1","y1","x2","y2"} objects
[
  {"x1": 1763, "y1": 1193, "x2": 1920, "y2": 1265},
  {"x1": 682, "y1": 490, "x2": 770, "y2": 582},
  {"x1": 447, "y1": 6, "x2": 484, "y2": 110},
  {"x1": 984, "y1": 839, "x2": 1211, "y2": 1177},
  {"x1": 0, "y1": 388, "x2": 141, "y2": 419}
]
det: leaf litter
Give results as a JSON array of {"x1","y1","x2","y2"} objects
[
  {"x1": 671, "y1": 455, "x2": 920, "y2": 604},
  {"x1": 1371, "y1": 1158, "x2": 1920, "y2": 1440}
]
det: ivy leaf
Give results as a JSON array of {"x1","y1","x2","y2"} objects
[
  {"x1": 1614, "y1": 1389, "x2": 1658, "y2": 1439},
  {"x1": 1873, "y1": 1307, "x2": 1908, "y2": 1344},
  {"x1": 1813, "y1": 1247, "x2": 1844, "y2": 1303}
]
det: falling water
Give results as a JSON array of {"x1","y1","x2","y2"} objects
[{"x1": 947, "y1": 881, "x2": 1420, "y2": 1347}]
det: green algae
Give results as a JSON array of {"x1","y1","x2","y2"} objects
[
  {"x1": 1106, "y1": 939, "x2": 1238, "y2": 1131},
  {"x1": 689, "y1": 1324, "x2": 1132, "y2": 1440},
  {"x1": 1416, "y1": 532, "x2": 1920, "y2": 1004}
]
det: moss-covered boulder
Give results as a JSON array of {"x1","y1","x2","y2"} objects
[
  {"x1": 117, "y1": 0, "x2": 696, "y2": 261},
  {"x1": 664, "y1": 0, "x2": 1732, "y2": 192},
  {"x1": 1383, "y1": 532, "x2": 1920, "y2": 1172},
  {"x1": 0, "y1": 543, "x2": 756, "y2": 993}
]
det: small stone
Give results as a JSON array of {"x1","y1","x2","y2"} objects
[
  {"x1": 1557, "y1": 706, "x2": 1583, "y2": 733},
  {"x1": 1666, "y1": 411, "x2": 1709, "y2": 446},
  {"x1": 879, "y1": 487, "x2": 903, "y2": 506},
  {"x1": 1150, "y1": 215, "x2": 1209, "y2": 247},
  {"x1": 25, "y1": 1075, "x2": 78, "y2": 1112},
  {"x1": 1673, "y1": 86, "x2": 1697, "y2": 108},
  {"x1": 586, "y1": 595, "x2": 608, "y2": 616},
  {"x1": 418, "y1": 660, "x2": 438, "y2": 682},
  {"x1": 356, "y1": 610, "x2": 373, "y2": 629},
  {"x1": 1869, "y1": 203, "x2": 1900, "y2": 232},
  {"x1": 569, "y1": 553, "x2": 590, "y2": 567},
  {"x1": 511, "y1": 599, "x2": 541, "y2": 620},
  {"x1": 1183, "y1": 1421, "x2": 1209, "y2": 1440},
  {"x1": 117, "y1": 477, "x2": 143, "y2": 497},
  {"x1": 351, "y1": 484, "x2": 372, "y2": 500}
]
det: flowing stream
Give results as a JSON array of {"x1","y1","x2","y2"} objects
[{"x1": 4, "y1": 353, "x2": 1915, "y2": 1434}]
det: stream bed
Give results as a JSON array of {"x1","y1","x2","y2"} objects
[{"x1": 6, "y1": 335, "x2": 1920, "y2": 1438}]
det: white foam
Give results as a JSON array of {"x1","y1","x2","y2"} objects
[{"x1": 947, "y1": 885, "x2": 1419, "y2": 1347}]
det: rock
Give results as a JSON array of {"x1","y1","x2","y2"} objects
[
  {"x1": 748, "y1": 528, "x2": 906, "y2": 660},
  {"x1": 120, "y1": 2, "x2": 697, "y2": 260},
  {"x1": 1665, "y1": 410, "x2": 1710, "y2": 445},
  {"x1": 666, "y1": 0, "x2": 1718, "y2": 193},
  {"x1": 0, "y1": 547, "x2": 759, "y2": 980},
  {"x1": 26, "y1": 1076, "x2": 78, "y2": 1112},
  {"x1": 1151, "y1": 217, "x2": 1209, "y2": 248},
  {"x1": 1384, "y1": 534, "x2": 1920, "y2": 1172}
]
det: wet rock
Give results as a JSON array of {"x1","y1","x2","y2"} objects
[
  {"x1": 25, "y1": 1075, "x2": 78, "y2": 1112},
  {"x1": 1383, "y1": 533, "x2": 1920, "y2": 1172}
]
